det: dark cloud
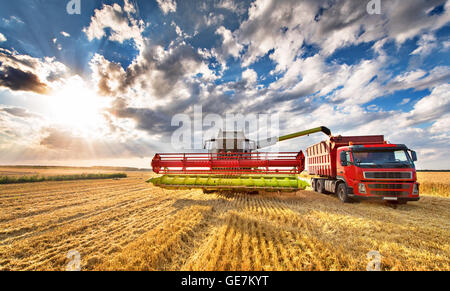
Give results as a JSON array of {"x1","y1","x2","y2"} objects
[
  {"x1": 40, "y1": 128, "x2": 88, "y2": 150},
  {"x1": 39, "y1": 127, "x2": 155, "y2": 159},
  {"x1": 0, "y1": 48, "x2": 40, "y2": 70},
  {"x1": 91, "y1": 40, "x2": 209, "y2": 100},
  {"x1": 1, "y1": 107, "x2": 41, "y2": 118},
  {"x1": 108, "y1": 98, "x2": 174, "y2": 134},
  {"x1": 0, "y1": 66, "x2": 50, "y2": 94},
  {"x1": 316, "y1": 0, "x2": 368, "y2": 35},
  {"x1": 90, "y1": 54, "x2": 125, "y2": 96},
  {"x1": 124, "y1": 42, "x2": 207, "y2": 98}
]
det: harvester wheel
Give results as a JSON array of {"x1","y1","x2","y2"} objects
[
  {"x1": 202, "y1": 189, "x2": 216, "y2": 194},
  {"x1": 317, "y1": 179, "x2": 326, "y2": 194},
  {"x1": 337, "y1": 183, "x2": 352, "y2": 203}
]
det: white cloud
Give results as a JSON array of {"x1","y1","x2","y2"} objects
[
  {"x1": 60, "y1": 31, "x2": 71, "y2": 38},
  {"x1": 235, "y1": 0, "x2": 450, "y2": 69},
  {"x1": 124, "y1": 0, "x2": 137, "y2": 14},
  {"x1": 0, "y1": 33, "x2": 6, "y2": 42},
  {"x1": 400, "y1": 98, "x2": 410, "y2": 105},
  {"x1": 83, "y1": 1, "x2": 145, "y2": 49},
  {"x1": 410, "y1": 34, "x2": 438, "y2": 56},
  {"x1": 408, "y1": 84, "x2": 450, "y2": 125},
  {"x1": 367, "y1": 104, "x2": 379, "y2": 111},
  {"x1": 242, "y1": 68, "x2": 258, "y2": 85},
  {"x1": 0, "y1": 106, "x2": 46, "y2": 147},
  {"x1": 52, "y1": 38, "x2": 62, "y2": 51},
  {"x1": 175, "y1": 24, "x2": 183, "y2": 37},
  {"x1": 444, "y1": 41, "x2": 450, "y2": 50},
  {"x1": 89, "y1": 37, "x2": 216, "y2": 105},
  {"x1": 429, "y1": 113, "x2": 450, "y2": 134},
  {"x1": 384, "y1": 0, "x2": 450, "y2": 44},
  {"x1": 157, "y1": 0, "x2": 177, "y2": 15},
  {"x1": 215, "y1": 26, "x2": 243, "y2": 60},
  {"x1": 389, "y1": 66, "x2": 450, "y2": 91},
  {"x1": 2, "y1": 16, "x2": 24, "y2": 26},
  {"x1": 216, "y1": 0, "x2": 246, "y2": 15}
]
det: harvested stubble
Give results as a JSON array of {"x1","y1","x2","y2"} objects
[{"x1": 0, "y1": 171, "x2": 449, "y2": 271}]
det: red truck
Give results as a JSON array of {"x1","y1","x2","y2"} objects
[{"x1": 307, "y1": 135, "x2": 420, "y2": 204}]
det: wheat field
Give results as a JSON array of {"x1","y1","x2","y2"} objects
[
  {"x1": 0, "y1": 169, "x2": 449, "y2": 271},
  {"x1": 417, "y1": 172, "x2": 450, "y2": 198}
]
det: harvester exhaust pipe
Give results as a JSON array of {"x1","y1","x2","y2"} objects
[{"x1": 257, "y1": 126, "x2": 332, "y2": 149}]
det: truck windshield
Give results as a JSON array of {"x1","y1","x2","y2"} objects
[{"x1": 352, "y1": 150, "x2": 414, "y2": 168}]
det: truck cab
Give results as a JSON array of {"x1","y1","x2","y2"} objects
[
  {"x1": 308, "y1": 136, "x2": 420, "y2": 204},
  {"x1": 336, "y1": 144, "x2": 420, "y2": 203}
]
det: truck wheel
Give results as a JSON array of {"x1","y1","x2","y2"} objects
[
  {"x1": 337, "y1": 183, "x2": 352, "y2": 203},
  {"x1": 311, "y1": 179, "x2": 317, "y2": 192},
  {"x1": 317, "y1": 179, "x2": 326, "y2": 194}
]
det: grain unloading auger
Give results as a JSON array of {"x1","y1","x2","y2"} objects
[{"x1": 148, "y1": 127, "x2": 331, "y2": 192}]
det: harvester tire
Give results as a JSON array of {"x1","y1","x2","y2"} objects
[
  {"x1": 202, "y1": 189, "x2": 216, "y2": 194},
  {"x1": 337, "y1": 183, "x2": 352, "y2": 203},
  {"x1": 317, "y1": 179, "x2": 326, "y2": 194}
]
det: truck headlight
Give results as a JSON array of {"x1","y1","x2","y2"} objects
[
  {"x1": 413, "y1": 184, "x2": 419, "y2": 195},
  {"x1": 358, "y1": 183, "x2": 367, "y2": 194}
]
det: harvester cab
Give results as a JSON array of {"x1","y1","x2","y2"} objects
[
  {"x1": 149, "y1": 126, "x2": 332, "y2": 193},
  {"x1": 203, "y1": 130, "x2": 257, "y2": 153}
]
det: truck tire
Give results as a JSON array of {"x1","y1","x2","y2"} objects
[
  {"x1": 317, "y1": 179, "x2": 326, "y2": 194},
  {"x1": 337, "y1": 183, "x2": 352, "y2": 203},
  {"x1": 311, "y1": 179, "x2": 317, "y2": 192}
]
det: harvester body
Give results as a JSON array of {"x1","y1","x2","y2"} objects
[{"x1": 148, "y1": 127, "x2": 331, "y2": 192}]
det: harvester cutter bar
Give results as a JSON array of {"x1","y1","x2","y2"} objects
[{"x1": 148, "y1": 174, "x2": 309, "y2": 191}]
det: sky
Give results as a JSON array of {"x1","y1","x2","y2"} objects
[{"x1": 0, "y1": 0, "x2": 449, "y2": 169}]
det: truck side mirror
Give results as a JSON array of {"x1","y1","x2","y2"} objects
[
  {"x1": 411, "y1": 150, "x2": 418, "y2": 162},
  {"x1": 340, "y1": 151, "x2": 348, "y2": 166}
]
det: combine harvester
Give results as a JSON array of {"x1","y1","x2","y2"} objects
[{"x1": 148, "y1": 127, "x2": 332, "y2": 192}]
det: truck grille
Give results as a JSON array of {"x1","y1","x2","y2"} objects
[
  {"x1": 370, "y1": 191, "x2": 410, "y2": 196},
  {"x1": 368, "y1": 184, "x2": 411, "y2": 189},
  {"x1": 363, "y1": 172, "x2": 412, "y2": 179}
]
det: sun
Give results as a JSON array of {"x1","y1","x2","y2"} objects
[{"x1": 48, "y1": 77, "x2": 109, "y2": 135}]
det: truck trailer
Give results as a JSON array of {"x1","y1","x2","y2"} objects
[{"x1": 307, "y1": 135, "x2": 420, "y2": 204}]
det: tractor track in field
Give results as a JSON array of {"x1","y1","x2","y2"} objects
[{"x1": 1, "y1": 172, "x2": 449, "y2": 271}]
